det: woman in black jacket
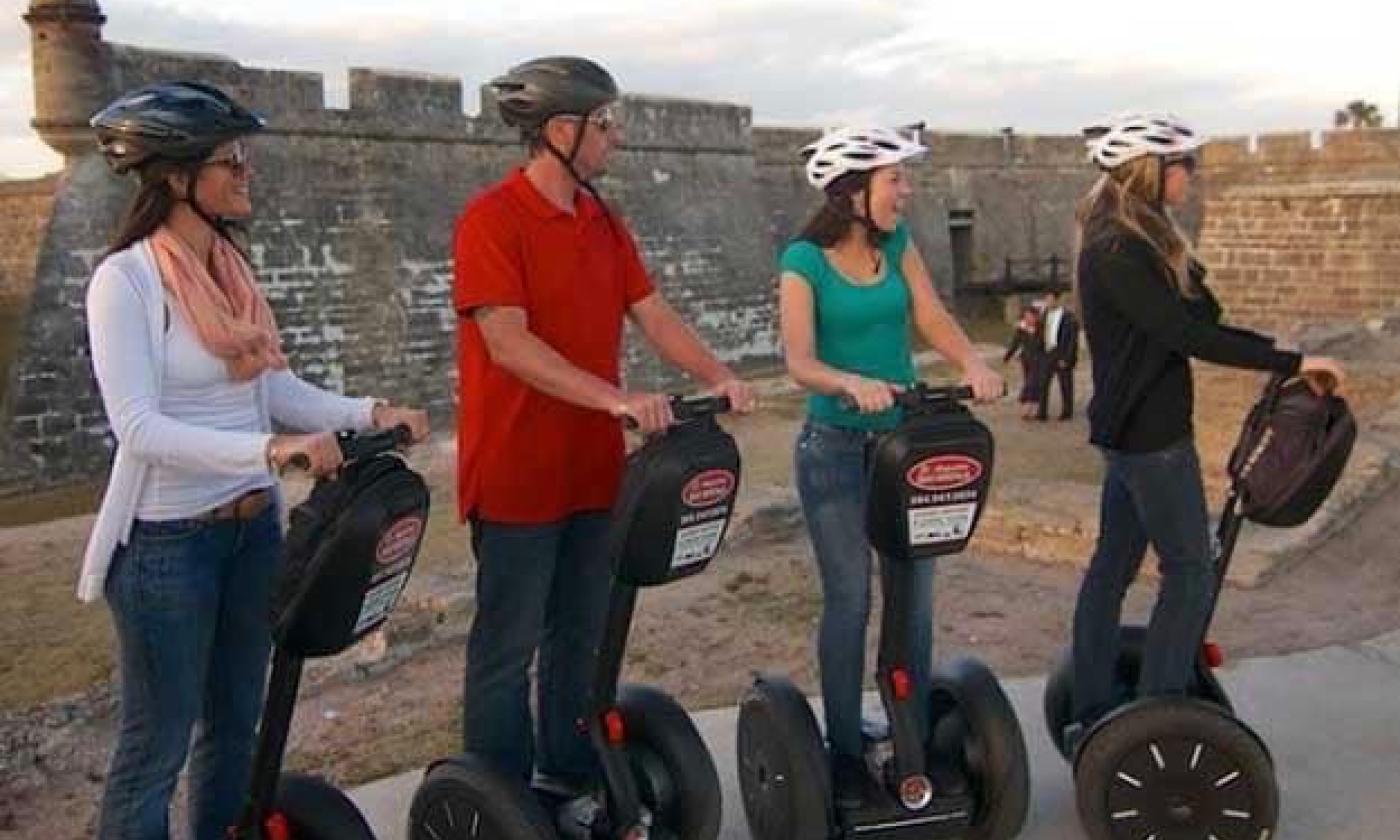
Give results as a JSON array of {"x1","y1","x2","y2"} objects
[
  {"x1": 1065, "y1": 113, "x2": 1344, "y2": 743},
  {"x1": 1003, "y1": 305, "x2": 1046, "y2": 419}
]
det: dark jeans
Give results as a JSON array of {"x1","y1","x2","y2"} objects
[
  {"x1": 98, "y1": 506, "x2": 282, "y2": 840},
  {"x1": 1072, "y1": 438, "x2": 1214, "y2": 723},
  {"x1": 1037, "y1": 360, "x2": 1074, "y2": 419},
  {"x1": 794, "y1": 421, "x2": 935, "y2": 759},
  {"x1": 463, "y1": 512, "x2": 613, "y2": 785}
]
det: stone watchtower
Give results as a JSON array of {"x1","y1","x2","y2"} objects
[{"x1": 23, "y1": 0, "x2": 112, "y2": 159}]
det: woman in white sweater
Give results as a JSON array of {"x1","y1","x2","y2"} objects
[{"x1": 82, "y1": 82, "x2": 429, "y2": 840}]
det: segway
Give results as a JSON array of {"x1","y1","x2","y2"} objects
[
  {"x1": 737, "y1": 383, "x2": 1030, "y2": 840},
  {"x1": 228, "y1": 424, "x2": 430, "y2": 839},
  {"x1": 410, "y1": 395, "x2": 739, "y2": 840},
  {"x1": 1042, "y1": 372, "x2": 1356, "y2": 840}
]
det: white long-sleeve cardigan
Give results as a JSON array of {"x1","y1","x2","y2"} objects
[{"x1": 77, "y1": 238, "x2": 376, "y2": 602}]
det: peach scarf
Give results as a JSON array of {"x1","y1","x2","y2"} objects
[{"x1": 150, "y1": 226, "x2": 287, "y2": 381}]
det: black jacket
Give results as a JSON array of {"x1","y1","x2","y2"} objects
[
  {"x1": 1045, "y1": 307, "x2": 1079, "y2": 367},
  {"x1": 1080, "y1": 233, "x2": 1301, "y2": 452}
]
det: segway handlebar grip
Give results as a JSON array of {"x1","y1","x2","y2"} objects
[
  {"x1": 671, "y1": 393, "x2": 732, "y2": 422},
  {"x1": 336, "y1": 424, "x2": 414, "y2": 462},
  {"x1": 894, "y1": 383, "x2": 975, "y2": 408},
  {"x1": 620, "y1": 394, "x2": 733, "y2": 430}
]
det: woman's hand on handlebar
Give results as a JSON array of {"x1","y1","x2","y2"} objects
[
  {"x1": 960, "y1": 360, "x2": 1005, "y2": 403},
  {"x1": 614, "y1": 392, "x2": 674, "y2": 436},
  {"x1": 371, "y1": 403, "x2": 431, "y2": 443},
  {"x1": 1299, "y1": 356, "x2": 1346, "y2": 395},
  {"x1": 267, "y1": 432, "x2": 342, "y2": 478},
  {"x1": 839, "y1": 375, "x2": 898, "y2": 414}
]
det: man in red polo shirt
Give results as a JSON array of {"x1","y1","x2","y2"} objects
[{"x1": 453, "y1": 55, "x2": 755, "y2": 810}]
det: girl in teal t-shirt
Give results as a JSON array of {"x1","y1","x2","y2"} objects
[{"x1": 778, "y1": 127, "x2": 1003, "y2": 806}]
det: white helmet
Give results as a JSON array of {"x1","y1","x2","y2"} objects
[
  {"x1": 1083, "y1": 112, "x2": 1205, "y2": 170},
  {"x1": 800, "y1": 126, "x2": 928, "y2": 190}
]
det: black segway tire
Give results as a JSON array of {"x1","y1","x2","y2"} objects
[
  {"x1": 735, "y1": 673, "x2": 832, "y2": 840},
  {"x1": 408, "y1": 755, "x2": 555, "y2": 840},
  {"x1": 617, "y1": 683, "x2": 722, "y2": 840},
  {"x1": 268, "y1": 772, "x2": 376, "y2": 839},
  {"x1": 928, "y1": 656, "x2": 1030, "y2": 840},
  {"x1": 1074, "y1": 698, "x2": 1277, "y2": 840},
  {"x1": 1044, "y1": 626, "x2": 1236, "y2": 761}
]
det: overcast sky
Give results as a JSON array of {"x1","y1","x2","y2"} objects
[{"x1": 3, "y1": 0, "x2": 1397, "y2": 177}]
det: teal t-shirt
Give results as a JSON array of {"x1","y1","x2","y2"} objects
[{"x1": 780, "y1": 223, "x2": 915, "y2": 431}]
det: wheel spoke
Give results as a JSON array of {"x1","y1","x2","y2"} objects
[{"x1": 1148, "y1": 743, "x2": 1166, "y2": 770}]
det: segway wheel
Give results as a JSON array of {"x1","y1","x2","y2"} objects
[
  {"x1": 409, "y1": 755, "x2": 555, "y2": 840},
  {"x1": 1044, "y1": 626, "x2": 1236, "y2": 761},
  {"x1": 617, "y1": 683, "x2": 722, "y2": 840},
  {"x1": 735, "y1": 674, "x2": 832, "y2": 840},
  {"x1": 1074, "y1": 698, "x2": 1277, "y2": 840},
  {"x1": 928, "y1": 656, "x2": 1030, "y2": 840},
  {"x1": 266, "y1": 772, "x2": 375, "y2": 839}
]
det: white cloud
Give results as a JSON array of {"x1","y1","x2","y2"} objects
[{"x1": 2, "y1": 0, "x2": 1396, "y2": 177}]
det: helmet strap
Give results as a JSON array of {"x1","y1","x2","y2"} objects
[
  {"x1": 825, "y1": 187, "x2": 886, "y2": 255},
  {"x1": 176, "y1": 164, "x2": 243, "y2": 251},
  {"x1": 539, "y1": 115, "x2": 617, "y2": 231}
]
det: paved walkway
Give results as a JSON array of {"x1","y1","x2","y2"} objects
[{"x1": 352, "y1": 630, "x2": 1400, "y2": 839}]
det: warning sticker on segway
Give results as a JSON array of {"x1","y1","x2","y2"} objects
[
  {"x1": 353, "y1": 570, "x2": 409, "y2": 635},
  {"x1": 671, "y1": 518, "x2": 726, "y2": 568},
  {"x1": 908, "y1": 502, "x2": 977, "y2": 546}
]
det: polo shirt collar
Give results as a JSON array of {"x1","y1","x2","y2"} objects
[{"x1": 506, "y1": 167, "x2": 605, "y2": 221}]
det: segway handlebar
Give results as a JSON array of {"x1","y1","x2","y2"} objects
[
  {"x1": 622, "y1": 394, "x2": 732, "y2": 430},
  {"x1": 284, "y1": 424, "x2": 414, "y2": 472},
  {"x1": 839, "y1": 381, "x2": 996, "y2": 413},
  {"x1": 893, "y1": 382, "x2": 977, "y2": 408}
]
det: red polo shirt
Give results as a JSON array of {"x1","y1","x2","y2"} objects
[{"x1": 453, "y1": 169, "x2": 654, "y2": 523}]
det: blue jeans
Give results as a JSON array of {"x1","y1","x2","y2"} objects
[
  {"x1": 98, "y1": 505, "x2": 282, "y2": 840},
  {"x1": 794, "y1": 421, "x2": 934, "y2": 759},
  {"x1": 1072, "y1": 438, "x2": 1214, "y2": 723},
  {"x1": 463, "y1": 512, "x2": 613, "y2": 785}
]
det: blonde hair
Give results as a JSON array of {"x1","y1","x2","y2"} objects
[{"x1": 1072, "y1": 155, "x2": 1197, "y2": 299}]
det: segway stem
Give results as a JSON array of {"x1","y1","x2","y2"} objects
[
  {"x1": 875, "y1": 557, "x2": 928, "y2": 783},
  {"x1": 232, "y1": 647, "x2": 305, "y2": 838},
  {"x1": 587, "y1": 564, "x2": 649, "y2": 834}
]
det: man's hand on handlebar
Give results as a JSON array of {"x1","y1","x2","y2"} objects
[
  {"x1": 614, "y1": 392, "x2": 675, "y2": 436},
  {"x1": 709, "y1": 377, "x2": 758, "y2": 414}
]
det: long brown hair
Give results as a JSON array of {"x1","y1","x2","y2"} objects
[
  {"x1": 797, "y1": 171, "x2": 884, "y2": 249},
  {"x1": 104, "y1": 157, "x2": 250, "y2": 260},
  {"x1": 1072, "y1": 155, "x2": 1197, "y2": 299}
]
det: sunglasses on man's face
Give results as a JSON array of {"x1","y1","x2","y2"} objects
[{"x1": 562, "y1": 105, "x2": 620, "y2": 132}]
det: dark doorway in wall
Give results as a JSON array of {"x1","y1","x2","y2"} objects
[{"x1": 948, "y1": 208, "x2": 974, "y2": 288}]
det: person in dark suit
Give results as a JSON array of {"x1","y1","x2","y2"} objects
[{"x1": 1037, "y1": 289, "x2": 1079, "y2": 420}]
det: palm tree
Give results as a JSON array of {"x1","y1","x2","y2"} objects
[{"x1": 1333, "y1": 100, "x2": 1384, "y2": 129}]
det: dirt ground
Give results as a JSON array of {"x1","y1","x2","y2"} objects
[{"x1": 4, "y1": 345, "x2": 1400, "y2": 838}]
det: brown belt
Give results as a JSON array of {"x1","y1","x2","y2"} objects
[{"x1": 195, "y1": 488, "x2": 273, "y2": 523}]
